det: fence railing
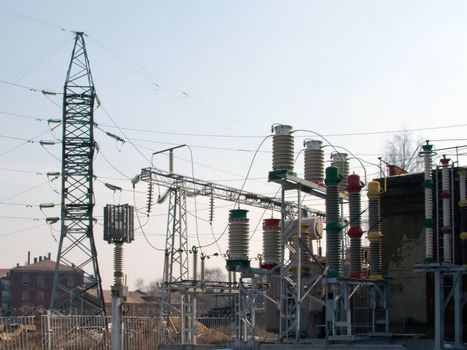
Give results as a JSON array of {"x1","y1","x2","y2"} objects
[
  {"x1": 0, "y1": 316, "x2": 39, "y2": 350},
  {"x1": 0, "y1": 314, "x2": 235, "y2": 349}
]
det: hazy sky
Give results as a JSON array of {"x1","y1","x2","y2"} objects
[{"x1": 1, "y1": 1, "x2": 467, "y2": 289}]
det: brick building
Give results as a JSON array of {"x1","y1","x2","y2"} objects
[{"x1": 0, "y1": 255, "x2": 83, "y2": 315}]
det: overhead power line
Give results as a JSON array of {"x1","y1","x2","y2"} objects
[{"x1": 0, "y1": 8, "x2": 69, "y2": 32}]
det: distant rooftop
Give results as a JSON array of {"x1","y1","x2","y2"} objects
[{"x1": 11, "y1": 259, "x2": 74, "y2": 272}]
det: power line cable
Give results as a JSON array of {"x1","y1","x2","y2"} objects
[
  {"x1": 0, "y1": 36, "x2": 72, "y2": 96},
  {"x1": 0, "y1": 223, "x2": 49, "y2": 238},
  {"x1": 186, "y1": 145, "x2": 202, "y2": 252},
  {"x1": 0, "y1": 8, "x2": 69, "y2": 32},
  {"x1": 0, "y1": 80, "x2": 61, "y2": 95},
  {"x1": 88, "y1": 36, "x2": 255, "y2": 135}
]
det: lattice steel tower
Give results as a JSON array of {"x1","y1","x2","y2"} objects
[
  {"x1": 165, "y1": 182, "x2": 189, "y2": 283},
  {"x1": 50, "y1": 32, "x2": 105, "y2": 314}
]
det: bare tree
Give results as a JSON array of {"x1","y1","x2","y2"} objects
[
  {"x1": 384, "y1": 130, "x2": 423, "y2": 173},
  {"x1": 204, "y1": 267, "x2": 227, "y2": 282}
]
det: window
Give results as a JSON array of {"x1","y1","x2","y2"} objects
[
  {"x1": 22, "y1": 274, "x2": 29, "y2": 286},
  {"x1": 37, "y1": 275, "x2": 45, "y2": 286},
  {"x1": 21, "y1": 291, "x2": 29, "y2": 301},
  {"x1": 37, "y1": 291, "x2": 44, "y2": 301}
]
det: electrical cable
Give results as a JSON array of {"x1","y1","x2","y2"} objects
[
  {"x1": 0, "y1": 8, "x2": 69, "y2": 32},
  {"x1": 0, "y1": 223, "x2": 49, "y2": 238},
  {"x1": 93, "y1": 121, "x2": 467, "y2": 139},
  {"x1": 0, "y1": 80, "x2": 61, "y2": 95},
  {"x1": 132, "y1": 186, "x2": 164, "y2": 251},
  {"x1": 326, "y1": 144, "x2": 368, "y2": 185},
  {"x1": 0, "y1": 36, "x2": 72, "y2": 96},
  {"x1": 186, "y1": 145, "x2": 202, "y2": 252},
  {"x1": 88, "y1": 36, "x2": 254, "y2": 135},
  {"x1": 0, "y1": 180, "x2": 49, "y2": 204},
  {"x1": 0, "y1": 129, "x2": 51, "y2": 158}
]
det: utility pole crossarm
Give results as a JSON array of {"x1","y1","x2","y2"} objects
[{"x1": 140, "y1": 167, "x2": 325, "y2": 217}]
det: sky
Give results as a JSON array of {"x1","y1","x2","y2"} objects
[{"x1": 1, "y1": 1, "x2": 467, "y2": 290}]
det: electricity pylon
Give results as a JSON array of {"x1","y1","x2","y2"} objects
[{"x1": 50, "y1": 32, "x2": 105, "y2": 314}]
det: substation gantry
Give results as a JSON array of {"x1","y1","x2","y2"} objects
[{"x1": 139, "y1": 154, "x2": 325, "y2": 345}]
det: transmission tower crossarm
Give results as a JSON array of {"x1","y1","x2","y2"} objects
[{"x1": 140, "y1": 167, "x2": 325, "y2": 217}]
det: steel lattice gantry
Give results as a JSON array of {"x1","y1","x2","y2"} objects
[
  {"x1": 165, "y1": 181, "x2": 189, "y2": 283},
  {"x1": 141, "y1": 167, "x2": 325, "y2": 344},
  {"x1": 50, "y1": 32, "x2": 105, "y2": 314},
  {"x1": 141, "y1": 167, "x2": 325, "y2": 286}
]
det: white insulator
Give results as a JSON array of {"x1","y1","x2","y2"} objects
[
  {"x1": 272, "y1": 124, "x2": 294, "y2": 171},
  {"x1": 425, "y1": 189, "x2": 433, "y2": 219},
  {"x1": 262, "y1": 219, "x2": 280, "y2": 265},
  {"x1": 424, "y1": 152, "x2": 432, "y2": 180},
  {"x1": 426, "y1": 227, "x2": 434, "y2": 258},
  {"x1": 228, "y1": 209, "x2": 249, "y2": 261},
  {"x1": 442, "y1": 164, "x2": 450, "y2": 191},
  {"x1": 441, "y1": 159, "x2": 452, "y2": 263},
  {"x1": 422, "y1": 143, "x2": 434, "y2": 260},
  {"x1": 441, "y1": 162, "x2": 451, "y2": 227},
  {"x1": 443, "y1": 201, "x2": 451, "y2": 227},
  {"x1": 304, "y1": 140, "x2": 324, "y2": 183},
  {"x1": 460, "y1": 172, "x2": 466, "y2": 201},
  {"x1": 331, "y1": 152, "x2": 349, "y2": 192},
  {"x1": 284, "y1": 217, "x2": 323, "y2": 240}
]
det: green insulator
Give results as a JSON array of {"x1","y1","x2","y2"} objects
[
  {"x1": 422, "y1": 143, "x2": 433, "y2": 152},
  {"x1": 229, "y1": 209, "x2": 248, "y2": 219},
  {"x1": 424, "y1": 218, "x2": 434, "y2": 228},
  {"x1": 325, "y1": 166, "x2": 341, "y2": 186},
  {"x1": 423, "y1": 180, "x2": 434, "y2": 189},
  {"x1": 326, "y1": 222, "x2": 342, "y2": 233}
]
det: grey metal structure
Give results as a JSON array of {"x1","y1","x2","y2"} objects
[
  {"x1": 324, "y1": 277, "x2": 389, "y2": 340},
  {"x1": 268, "y1": 171, "x2": 332, "y2": 342},
  {"x1": 51, "y1": 32, "x2": 105, "y2": 314},
  {"x1": 103, "y1": 204, "x2": 135, "y2": 350},
  {"x1": 141, "y1": 166, "x2": 325, "y2": 345},
  {"x1": 165, "y1": 182, "x2": 189, "y2": 284},
  {"x1": 414, "y1": 263, "x2": 465, "y2": 350},
  {"x1": 140, "y1": 167, "x2": 325, "y2": 218}
]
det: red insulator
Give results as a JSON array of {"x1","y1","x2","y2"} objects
[
  {"x1": 349, "y1": 272, "x2": 366, "y2": 279},
  {"x1": 441, "y1": 190, "x2": 450, "y2": 199},
  {"x1": 442, "y1": 226, "x2": 452, "y2": 234},
  {"x1": 263, "y1": 218, "x2": 280, "y2": 228},
  {"x1": 348, "y1": 226, "x2": 363, "y2": 238},
  {"x1": 440, "y1": 158, "x2": 450, "y2": 166},
  {"x1": 347, "y1": 174, "x2": 362, "y2": 193},
  {"x1": 260, "y1": 263, "x2": 277, "y2": 270}
]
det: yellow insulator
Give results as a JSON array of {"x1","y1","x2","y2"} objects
[
  {"x1": 367, "y1": 231, "x2": 383, "y2": 241},
  {"x1": 367, "y1": 181, "x2": 381, "y2": 199},
  {"x1": 369, "y1": 274, "x2": 384, "y2": 281}
]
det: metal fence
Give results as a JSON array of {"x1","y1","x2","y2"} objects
[
  {"x1": 0, "y1": 315, "x2": 157, "y2": 350},
  {"x1": 41, "y1": 314, "x2": 109, "y2": 350},
  {"x1": 0, "y1": 316, "x2": 39, "y2": 350},
  {"x1": 0, "y1": 314, "x2": 234, "y2": 349}
]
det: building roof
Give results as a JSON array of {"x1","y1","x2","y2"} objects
[
  {"x1": 86, "y1": 289, "x2": 152, "y2": 305},
  {"x1": 0, "y1": 269, "x2": 9, "y2": 278},
  {"x1": 11, "y1": 259, "x2": 74, "y2": 272}
]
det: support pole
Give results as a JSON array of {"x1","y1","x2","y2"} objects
[{"x1": 433, "y1": 270, "x2": 444, "y2": 350}]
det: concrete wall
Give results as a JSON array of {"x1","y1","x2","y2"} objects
[{"x1": 379, "y1": 173, "x2": 427, "y2": 333}]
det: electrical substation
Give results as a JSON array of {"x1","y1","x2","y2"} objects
[
  {"x1": 138, "y1": 123, "x2": 466, "y2": 349},
  {"x1": 16, "y1": 32, "x2": 466, "y2": 350}
]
